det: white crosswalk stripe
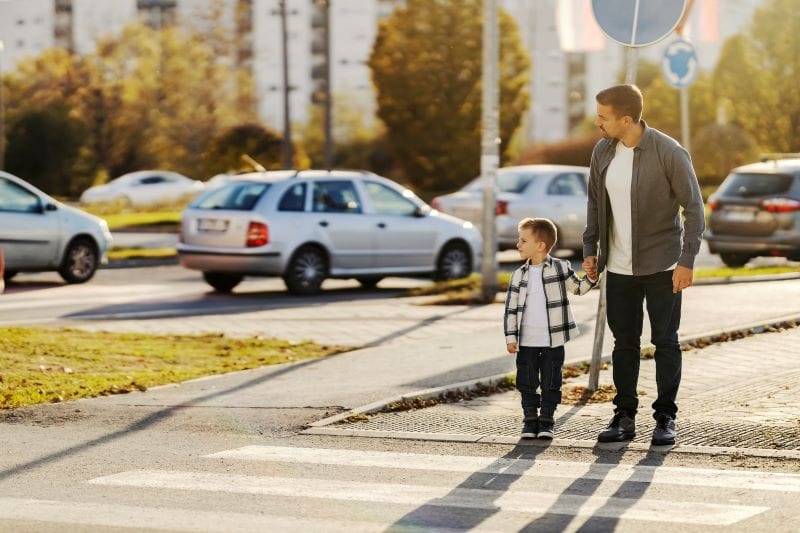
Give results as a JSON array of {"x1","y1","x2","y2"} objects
[{"x1": 11, "y1": 445, "x2": 799, "y2": 531}]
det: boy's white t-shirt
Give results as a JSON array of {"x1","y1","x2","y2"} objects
[
  {"x1": 520, "y1": 263, "x2": 550, "y2": 347},
  {"x1": 605, "y1": 142, "x2": 635, "y2": 275}
]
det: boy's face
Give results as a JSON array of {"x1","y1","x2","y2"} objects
[{"x1": 517, "y1": 228, "x2": 545, "y2": 261}]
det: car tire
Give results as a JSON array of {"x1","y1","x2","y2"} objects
[
  {"x1": 58, "y1": 238, "x2": 99, "y2": 284},
  {"x1": 356, "y1": 276, "x2": 383, "y2": 289},
  {"x1": 284, "y1": 246, "x2": 328, "y2": 295},
  {"x1": 3, "y1": 270, "x2": 17, "y2": 282},
  {"x1": 719, "y1": 253, "x2": 750, "y2": 268},
  {"x1": 434, "y1": 241, "x2": 472, "y2": 281},
  {"x1": 203, "y1": 272, "x2": 243, "y2": 293}
]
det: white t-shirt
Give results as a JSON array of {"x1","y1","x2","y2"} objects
[
  {"x1": 606, "y1": 142, "x2": 635, "y2": 275},
  {"x1": 520, "y1": 263, "x2": 550, "y2": 347}
]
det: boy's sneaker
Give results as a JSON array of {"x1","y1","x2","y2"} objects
[
  {"x1": 537, "y1": 418, "x2": 555, "y2": 439},
  {"x1": 520, "y1": 418, "x2": 538, "y2": 439},
  {"x1": 597, "y1": 411, "x2": 636, "y2": 442},
  {"x1": 651, "y1": 414, "x2": 676, "y2": 446}
]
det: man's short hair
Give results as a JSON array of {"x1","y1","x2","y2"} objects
[
  {"x1": 518, "y1": 217, "x2": 557, "y2": 252},
  {"x1": 596, "y1": 84, "x2": 643, "y2": 122}
]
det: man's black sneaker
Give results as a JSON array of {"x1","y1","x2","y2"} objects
[
  {"x1": 537, "y1": 418, "x2": 555, "y2": 439},
  {"x1": 521, "y1": 418, "x2": 538, "y2": 439},
  {"x1": 652, "y1": 414, "x2": 676, "y2": 446},
  {"x1": 597, "y1": 411, "x2": 636, "y2": 442}
]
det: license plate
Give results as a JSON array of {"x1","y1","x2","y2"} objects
[
  {"x1": 725, "y1": 210, "x2": 755, "y2": 222},
  {"x1": 197, "y1": 218, "x2": 228, "y2": 232}
]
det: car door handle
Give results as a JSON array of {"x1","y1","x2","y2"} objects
[
  {"x1": 319, "y1": 221, "x2": 329, "y2": 227},
  {"x1": 377, "y1": 222, "x2": 386, "y2": 229}
]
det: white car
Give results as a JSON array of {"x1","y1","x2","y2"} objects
[
  {"x1": 177, "y1": 170, "x2": 483, "y2": 294},
  {"x1": 80, "y1": 170, "x2": 204, "y2": 207},
  {"x1": 0, "y1": 171, "x2": 112, "y2": 284}
]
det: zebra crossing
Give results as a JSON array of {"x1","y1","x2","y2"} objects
[{"x1": 5, "y1": 445, "x2": 800, "y2": 531}]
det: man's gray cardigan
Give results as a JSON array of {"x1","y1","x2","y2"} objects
[{"x1": 582, "y1": 121, "x2": 706, "y2": 276}]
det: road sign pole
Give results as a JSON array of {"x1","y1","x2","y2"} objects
[
  {"x1": 480, "y1": 0, "x2": 499, "y2": 303},
  {"x1": 681, "y1": 87, "x2": 690, "y2": 152}
]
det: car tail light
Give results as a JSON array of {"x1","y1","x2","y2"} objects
[
  {"x1": 761, "y1": 198, "x2": 800, "y2": 213},
  {"x1": 246, "y1": 222, "x2": 269, "y2": 247},
  {"x1": 431, "y1": 197, "x2": 441, "y2": 211},
  {"x1": 707, "y1": 199, "x2": 719, "y2": 212},
  {"x1": 496, "y1": 200, "x2": 509, "y2": 216}
]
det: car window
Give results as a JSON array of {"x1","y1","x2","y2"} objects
[
  {"x1": 0, "y1": 178, "x2": 41, "y2": 213},
  {"x1": 140, "y1": 176, "x2": 166, "y2": 185},
  {"x1": 497, "y1": 172, "x2": 536, "y2": 193},
  {"x1": 312, "y1": 180, "x2": 362, "y2": 213},
  {"x1": 547, "y1": 173, "x2": 587, "y2": 196},
  {"x1": 191, "y1": 181, "x2": 270, "y2": 210},
  {"x1": 278, "y1": 182, "x2": 307, "y2": 212},
  {"x1": 364, "y1": 181, "x2": 418, "y2": 216},
  {"x1": 718, "y1": 173, "x2": 794, "y2": 198}
]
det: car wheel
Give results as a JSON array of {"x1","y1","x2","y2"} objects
[
  {"x1": 434, "y1": 242, "x2": 472, "y2": 281},
  {"x1": 284, "y1": 246, "x2": 328, "y2": 295},
  {"x1": 356, "y1": 276, "x2": 383, "y2": 289},
  {"x1": 58, "y1": 238, "x2": 99, "y2": 284},
  {"x1": 3, "y1": 270, "x2": 17, "y2": 282},
  {"x1": 203, "y1": 272, "x2": 243, "y2": 293},
  {"x1": 719, "y1": 253, "x2": 750, "y2": 268}
]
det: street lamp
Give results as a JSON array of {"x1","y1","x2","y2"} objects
[{"x1": 0, "y1": 39, "x2": 6, "y2": 171}]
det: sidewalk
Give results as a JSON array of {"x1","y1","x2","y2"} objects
[{"x1": 308, "y1": 324, "x2": 800, "y2": 456}]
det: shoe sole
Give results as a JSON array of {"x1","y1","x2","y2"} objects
[
  {"x1": 537, "y1": 431, "x2": 554, "y2": 439},
  {"x1": 597, "y1": 432, "x2": 636, "y2": 443},
  {"x1": 520, "y1": 432, "x2": 536, "y2": 439},
  {"x1": 651, "y1": 437, "x2": 675, "y2": 446}
]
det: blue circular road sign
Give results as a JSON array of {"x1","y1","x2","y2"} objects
[
  {"x1": 592, "y1": 0, "x2": 688, "y2": 47},
  {"x1": 661, "y1": 38, "x2": 699, "y2": 88}
]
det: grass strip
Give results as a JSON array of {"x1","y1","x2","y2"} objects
[
  {"x1": 0, "y1": 327, "x2": 347, "y2": 409},
  {"x1": 102, "y1": 211, "x2": 182, "y2": 230},
  {"x1": 107, "y1": 247, "x2": 177, "y2": 261}
]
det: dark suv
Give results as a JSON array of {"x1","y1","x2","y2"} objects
[{"x1": 705, "y1": 157, "x2": 800, "y2": 267}]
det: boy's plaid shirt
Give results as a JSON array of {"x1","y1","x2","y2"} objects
[{"x1": 503, "y1": 256, "x2": 597, "y2": 347}]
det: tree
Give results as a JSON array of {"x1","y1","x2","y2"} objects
[
  {"x1": 369, "y1": 0, "x2": 531, "y2": 192},
  {"x1": 714, "y1": 0, "x2": 800, "y2": 153},
  {"x1": 205, "y1": 123, "x2": 308, "y2": 175},
  {"x1": 641, "y1": 70, "x2": 717, "y2": 145},
  {"x1": 691, "y1": 123, "x2": 758, "y2": 185}
]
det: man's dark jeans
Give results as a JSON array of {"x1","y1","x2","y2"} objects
[
  {"x1": 606, "y1": 270, "x2": 682, "y2": 418},
  {"x1": 516, "y1": 345, "x2": 565, "y2": 419}
]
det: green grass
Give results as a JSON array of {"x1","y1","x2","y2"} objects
[
  {"x1": 107, "y1": 247, "x2": 177, "y2": 261},
  {"x1": 102, "y1": 211, "x2": 182, "y2": 230},
  {"x1": 694, "y1": 264, "x2": 799, "y2": 279},
  {"x1": 0, "y1": 327, "x2": 347, "y2": 409}
]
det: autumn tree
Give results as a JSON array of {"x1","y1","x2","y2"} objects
[{"x1": 369, "y1": 0, "x2": 531, "y2": 192}]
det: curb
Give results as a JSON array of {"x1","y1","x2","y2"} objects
[
  {"x1": 305, "y1": 313, "x2": 800, "y2": 457},
  {"x1": 102, "y1": 257, "x2": 179, "y2": 269},
  {"x1": 693, "y1": 271, "x2": 800, "y2": 285}
]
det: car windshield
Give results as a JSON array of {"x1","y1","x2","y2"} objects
[
  {"x1": 191, "y1": 181, "x2": 270, "y2": 210},
  {"x1": 465, "y1": 172, "x2": 536, "y2": 193},
  {"x1": 718, "y1": 173, "x2": 794, "y2": 198}
]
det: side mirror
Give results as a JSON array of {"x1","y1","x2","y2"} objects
[
  {"x1": 45, "y1": 203, "x2": 58, "y2": 212},
  {"x1": 413, "y1": 205, "x2": 430, "y2": 218}
]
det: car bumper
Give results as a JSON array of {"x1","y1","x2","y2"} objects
[
  {"x1": 177, "y1": 245, "x2": 284, "y2": 274},
  {"x1": 705, "y1": 232, "x2": 800, "y2": 254}
]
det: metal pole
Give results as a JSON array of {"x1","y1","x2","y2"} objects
[
  {"x1": 279, "y1": 0, "x2": 293, "y2": 169},
  {"x1": 588, "y1": 46, "x2": 639, "y2": 392},
  {"x1": 0, "y1": 40, "x2": 6, "y2": 171},
  {"x1": 322, "y1": 0, "x2": 333, "y2": 170},
  {"x1": 479, "y1": 0, "x2": 499, "y2": 303},
  {"x1": 680, "y1": 86, "x2": 690, "y2": 152}
]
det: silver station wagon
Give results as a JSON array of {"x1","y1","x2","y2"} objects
[
  {"x1": 177, "y1": 170, "x2": 483, "y2": 294},
  {"x1": 0, "y1": 171, "x2": 112, "y2": 284}
]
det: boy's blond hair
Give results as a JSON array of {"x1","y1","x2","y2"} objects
[{"x1": 518, "y1": 217, "x2": 557, "y2": 252}]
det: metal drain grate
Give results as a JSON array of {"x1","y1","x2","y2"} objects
[{"x1": 335, "y1": 411, "x2": 800, "y2": 450}]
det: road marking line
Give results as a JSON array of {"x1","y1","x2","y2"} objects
[
  {"x1": 0, "y1": 497, "x2": 384, "y2": 533},
  {"x1": 206, "y1": 445, "x2": 800, "y2": 493},
  {"x1": 88, "y1": 469, "x2": 767, "y2": 526}
]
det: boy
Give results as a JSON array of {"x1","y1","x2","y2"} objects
[{"x1": 503, "y1": 217, "x2": 597, "y2": 439}]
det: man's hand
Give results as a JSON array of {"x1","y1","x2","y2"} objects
[
  {"x1": 506, "y1": 342, "x2": 517, "y2": 354},
  {"x1": 583, "y1": 255, "x2": 598, "y2": 280},
  {"x1": 672, "y1": 265, "x2": 694, "y2": 293}
]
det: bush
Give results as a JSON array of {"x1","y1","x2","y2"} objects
[{"x1": 514, "y1": 134, "x2": 600, "y2": 167}]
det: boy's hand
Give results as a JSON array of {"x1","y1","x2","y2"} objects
[
  {"x1": 506, "y1": 342, "x2": 517, "y2": 354},
  {"x1": 583, "y1": 255, "x2": 598, "y2": 280}
]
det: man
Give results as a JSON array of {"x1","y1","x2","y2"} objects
[{"x1": 582, "y1": 84, "x2": 705, "y2": 446}]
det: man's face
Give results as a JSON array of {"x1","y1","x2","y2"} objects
[{"x1": 595, "y1": 103, "x2": 628, "y2": 139}]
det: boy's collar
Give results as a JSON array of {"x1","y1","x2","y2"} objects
[{"x1": 521, "y1": 255, "x2": 553, "y2": 271}]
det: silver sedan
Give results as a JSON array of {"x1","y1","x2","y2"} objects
[
  {"x1": 177, "y1": 170, "x2": 483, "y2": 294},
  {"x1": 0, "y1": 171, "x2": 112, "y2": 284},
  {"x1": 432, "y1": 165, "x2": 590, "y2": 255}
]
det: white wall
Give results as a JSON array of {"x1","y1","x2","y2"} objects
[
  {"x1": 72, "y1": 0, "x2": 137, "y2": 54},
  {"x1": 0, "y1": 0, "x2": 54, "y2": 68}
]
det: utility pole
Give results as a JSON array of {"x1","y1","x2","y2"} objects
[
  {"x1": 279, "y1": 0, "x2": 293, "y2": 169},
  {"x1": 0, "y1": 40, "x2": 5, "y2": 171},
  {"x1": 322, "y1": 0, "x2": 333, "y2": 170},
  {"x1": 479, "y1": 0, "x2": 499, "y2": 303}
]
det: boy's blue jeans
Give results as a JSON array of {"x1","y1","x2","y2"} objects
[{"x1": 516, "y1": 345, "x2": 565, "y2": 420}]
